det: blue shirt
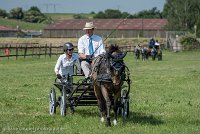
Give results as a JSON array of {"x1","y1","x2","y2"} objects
[{"x1": 54, "y1": 53, "x2": 79, "y2": 76}]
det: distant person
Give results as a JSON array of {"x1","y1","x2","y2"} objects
[
  {"x1": 149, "y1": 37, "x2": 155, "y2": 48},
  {"x1": 155, "y1": 40, "x2": 160, "y2": 49},
  {"x1": 54, "y1": 42, "x2": 79, "y2": 83},
  {"x1": 78, "y1": 22, "x2": 106, "y2": 80}
]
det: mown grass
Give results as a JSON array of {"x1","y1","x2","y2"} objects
[{"x1": 0, "y1": 51, "x2": 200, "y2": 134}]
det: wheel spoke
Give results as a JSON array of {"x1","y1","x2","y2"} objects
[
  {"x1": 49, "y1": 88, "x2": 56, "y2": 115},
  {"x1": 60, "y1": 89, "x2": 66, "y2": 116}
]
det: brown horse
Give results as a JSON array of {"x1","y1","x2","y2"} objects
[{"x1": 91, "y1": 44, "x2": 127, "y2": 127}]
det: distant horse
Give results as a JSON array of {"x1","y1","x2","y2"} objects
[
  {"x1": 151, "y1": 47, "x2": 157, "y2": 60},
  {"x1": 151, "y1": 47, "x2": 162, "y2": 61},
  {"x1": 157, "y1": 49, "x2": 162, "y2": 61},
  {"x1": 91, "y1": 44, "x2": 127, "y2": 127},
  {"x1": 134, "y1": 46, "x2": 141, "y2": 60},
  {"x1": 141, "y1": 47, "x2": 149, "y2": 61}
]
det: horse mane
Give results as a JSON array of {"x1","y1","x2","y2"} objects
[{"x1": 107, "y1": 44, "x2": 120, "y2": 54}]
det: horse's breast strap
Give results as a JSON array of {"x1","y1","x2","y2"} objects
[{"x1": 97, "y1": 74, "x2": 112, "y2": 82}]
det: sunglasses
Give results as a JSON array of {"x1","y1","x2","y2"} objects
[{"x1": 67, "y1": 49, "x2": 73, "y2": 51}]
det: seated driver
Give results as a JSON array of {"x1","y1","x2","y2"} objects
[
  {"x1": 78, "y1": 22, "x2": 106, "y2": 81},
  {"x1": 54, "y1": 42, "x2": 79, "y2": 84}
]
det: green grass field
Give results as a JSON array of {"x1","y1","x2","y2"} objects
[
  {"x1": 0, "y1": 18, "x2": 46, "y2": 31},
  {"x1": 0, "y1": 51, "x2": 200, "y2": 134}
]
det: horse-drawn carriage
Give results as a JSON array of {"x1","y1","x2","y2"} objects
[
  {"x1": 134, "y1": 45, "x2": 162, "y2": 61},
  {"x1": 49, "y1": 45, "x2": 131, "y2": 126}
]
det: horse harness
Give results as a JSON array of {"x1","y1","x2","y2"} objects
[
  {"x1": 91, "y1": 54, "x2": 112, "y2": 83},
  {"x1": 91, "y1": 53, "x2": 125, "y2": 85}
]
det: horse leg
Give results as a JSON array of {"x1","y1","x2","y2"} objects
[
  {"x1": 113, "y1": 90, "x2": 121, "y2": 126},
  {"x1": 94, "y1": 84, "x2": 106, "y2": 123},
  {"x1": 99, "y1": 98, "x2": 106, "y2": 122},
  {"x1": 101, "y1": 85, "x2": 111, "y2": 127}
]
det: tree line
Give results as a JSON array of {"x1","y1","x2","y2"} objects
[{"x1": 0, "y1": 6, "x2": 52, "y2": 24}]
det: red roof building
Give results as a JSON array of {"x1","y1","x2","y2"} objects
[
  {"x1": 43, "y1": 19, "x2": 168, "y2": 38},
  {"x1": 0, "y1": 26, "x2": 18, "y2": 37}
]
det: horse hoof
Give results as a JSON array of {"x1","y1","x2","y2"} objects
[
  {"x1": 113, "y1": 119, "x2": 117, "y2": 126},
  {"x1": 100, "y1": 117, "x2": 104, "y2": 123},
  {"x1": 106, "y1": 123, "x2": 111, "y2": 127}
]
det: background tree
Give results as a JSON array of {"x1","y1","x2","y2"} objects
[
  {"x1": 93, "y1": 11, "x2": 105, "y2": 19},
  {"x1": 93, "y1": 9, "x2": 122, "y2": 19},
  {"x1": 104, "y1": 9, "x2": 122, "y2": 18},
  {"x1": 121, "y1": 12, "x2": 133, "y2": 18},
  {"x1": 93, "y1": 8, "x2": 162, "y2": 19},
  {"x1": 163, "y1": 0, "x2": 200, "y2": 32},
  {"x1": 9, "y1": 7, "x2": 24, "y2": 19},
  {"x1": 0, "y1": 8, "x2": 7, "y2": 18},
  {"x1": 133, "y1": 7, "x2": 163, "y2": 18},
  {"x1": 23, "y1": 6, "x2": 51, "y2": 23}
]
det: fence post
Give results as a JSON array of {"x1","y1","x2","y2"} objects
[
  {"x1": 39, "y1": 45, "x2": 41, "y2": 58},
  {"x1": 24, "y1": 45, "x2": 27, "y2": 58},
  {"x1": 56, "y1": 46, "x2": 58, "y2": 55},
  {"x1": 16, "y1": 45, "x2": 18, "y2": 60},
  {"x1": 32, "y1": 44, "x2": 34, "y2": 58},
  {"x1": 45, "y1": 44, "x2": 47, "y2": 58},
  {"x1": 49, "y1": 44, "x2": 52, "y2": 58}
]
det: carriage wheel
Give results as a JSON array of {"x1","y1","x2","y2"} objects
[
  {"x1": 70, "y1": 105, "x2": 75, "y2": 114},
  {"x1": 117, "y1": 104, "x2": 122, "y2": 116},
  {"x1": 60, "y1": 88, "x2": 67, "y2": 116},
  {"x1": 121, "y1": 90, "x2": 129, "y2": 118},
  {"x1": 69, "y1": 100, "x2": 75, "y2": 114},
  {"x1": 49, "y1": 88, "x2": 56, "y2": 115}
]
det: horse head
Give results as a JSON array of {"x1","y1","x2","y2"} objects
[{"x1": 107, "y1": 48, "x2": 127, "y2": 86}]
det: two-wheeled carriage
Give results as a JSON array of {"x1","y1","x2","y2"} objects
[{"x1": 49, "y1": 61, "x2": 131, "y2": 118}]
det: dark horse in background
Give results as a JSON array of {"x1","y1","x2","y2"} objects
[
  {"x1": 91, "y1": 44, "x2": 127, "y2": 127},
  {"x1": 141, "y1": 46, "x2": 162, "y2": 61},
  {"x1": 134, "y1": 46, "x2": 141, "y2": 60},
  {"x1": 151, "y1": 47, "x2": 162, "y2": 61}
]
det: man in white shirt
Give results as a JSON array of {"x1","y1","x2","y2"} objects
[
  {"x1": 78, "y1": 22, "x2": 106, "y2": 79},
  {"x1": 54, "y1": 42, "x2": 79, "y2": 83}
]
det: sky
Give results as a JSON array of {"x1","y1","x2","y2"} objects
[{"x1": 0, "y1": 0, "x2": 166, "y2": 14}]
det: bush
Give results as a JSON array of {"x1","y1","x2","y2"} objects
[
  {"x1": 9, "y1": 7, "x2": 24, "y2": 19},
  {"x1": 180, "y1": 36, "x2": 200, "y2": 50},
  {"x1": 0, "y1": 8, "x2": 7, "y2": 18}
]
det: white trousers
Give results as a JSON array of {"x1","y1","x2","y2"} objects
[{"x1": 81, "y1": 61, "x2": 91, "y2": 78}]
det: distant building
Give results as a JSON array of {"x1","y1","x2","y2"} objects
[
  {"x1": 23, "y1": 30, "x2": 42, "y2": 38},
  {"x1": 0, "y1": 26, "x2": 19, "y2": 37},
  {"x1": 43, "y1": 19, "x2": 168, "y2": 38}
]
